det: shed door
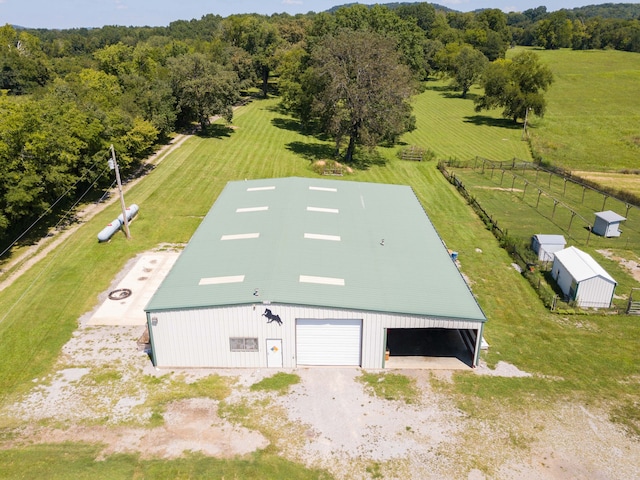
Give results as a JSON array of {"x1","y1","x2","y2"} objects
[
  {"x1": 266, "y1": 339, "x2": 283, "y2": 368},
  {"x1": 296, "y1": 319, "x2": 362, "y2": 366}
]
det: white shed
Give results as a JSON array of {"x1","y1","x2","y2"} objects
[
  {"x1": 531, "y1": 234, "x2": 566, "y2": 262},
  {"x1": 593, "y1": 210, "x2": 626, "y2": 237},
  {"x1": 551, "y1": 246, "x2": 616, "y2": 308},
  {"x1": 145, "y1": 178, "x2": 487, "y2": 369}
]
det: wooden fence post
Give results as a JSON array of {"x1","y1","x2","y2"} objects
[{"x1": 568, "y1": 211, "x2": 576, "y2": 232}]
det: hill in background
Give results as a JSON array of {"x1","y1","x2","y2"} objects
[{"x1": 331, "y1": 2, "x2": 640, "y2": 18}]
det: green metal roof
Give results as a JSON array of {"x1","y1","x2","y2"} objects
[{"x1": 145, "y1": 177, "x2": 486, "y2": 322}]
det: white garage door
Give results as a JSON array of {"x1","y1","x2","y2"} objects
[{"x1": 296, "y1": 319, "x2": 362, "y2": 366}]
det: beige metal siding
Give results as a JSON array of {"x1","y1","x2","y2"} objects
[
  {"x1": 149, "y1": 305, "x2": 297, "y2": 368},
  {"x1": 149, "y1": 303, "x2": 483, "y2": 369}
]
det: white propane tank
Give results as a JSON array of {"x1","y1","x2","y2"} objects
[
  {"x1": 97, "y1": 218, "x2": 123, "y2": 242},
  {"x1": 117, "y1": 203, "x2": 139, "y2": 223}
]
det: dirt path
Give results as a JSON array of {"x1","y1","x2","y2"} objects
[{"x1": 14, "y1": 398, "x2": 269, "y2": 460}]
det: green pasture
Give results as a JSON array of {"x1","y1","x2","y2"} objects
[
  {"x1": 0, "y1": 69, "x2": 639, "y2": 475},
  {"x1": 448, "y1": 160, "x2": 640, "y2": 249},
  {"x1": 513, "y1": 47, "x2": 640, "y2": 172},
  {"x1": 447, "y1": 163, "x2": 640, "y2": 310}
]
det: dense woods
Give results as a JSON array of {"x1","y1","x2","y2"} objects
[{"x1": 0, "y1": 2, "x2": 638, "y2": 250}]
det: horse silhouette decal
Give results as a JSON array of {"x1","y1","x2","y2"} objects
[{"x1": 262, "y1": 308, "x2": 282, "y2": 326}]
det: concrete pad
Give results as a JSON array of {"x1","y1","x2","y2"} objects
[
  {"x1": 88, "y1": 252, "x2": 179, "y2": 326},
  {"x1": 384, "y1": 356, "x2": 470, "y2": 370}
]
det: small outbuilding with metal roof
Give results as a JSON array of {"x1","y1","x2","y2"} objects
[
  {"x1": 531, "y1": 234, "x2": 566, "y2": 262},
  {"x1": 551, "y1": 246, "x2": 617, "y2": 309},
  {"x1": 145, "y1": 177, "x2": 487, "y2": 369},
  {"x1": 593, "y1": 210, "x2": 626, "y2": 238}
]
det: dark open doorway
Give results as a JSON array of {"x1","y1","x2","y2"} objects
[{"x1": 385, "y1": 328, "x2": 473, "y2": 367}]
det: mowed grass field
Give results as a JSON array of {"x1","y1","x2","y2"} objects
[
  {"x1": 401, "y1": 82, "x2": 532, "y2": 162},
  {"x1": 518, "y1": 47, "x2": 640, "y2": 173},
  {"x1": 0, "y1": 50, "x2": 639, "y2": 475},
  {"x1": 447, "y1": 48, "x2": 640, "y2": 310}
]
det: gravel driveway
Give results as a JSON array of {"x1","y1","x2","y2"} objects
[{"x1": 1, "y1": 270, "x2": 638, "y2": 479}]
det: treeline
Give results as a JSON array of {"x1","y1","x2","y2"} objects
[
  {"x1": 0, "y1": 3, "x2": 638, "y2": 249},
  {"x1": 505, "y1": 5, "x2": 640, "y2": 50}
]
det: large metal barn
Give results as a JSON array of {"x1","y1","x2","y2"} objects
[{"x1": 145, "y1": 177, "x2": 487, "y2": 369}]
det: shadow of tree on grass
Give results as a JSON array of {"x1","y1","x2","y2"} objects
[
  {"x1": 464, "y1": 115, "x2": 521, "y2": 130},
  {"x1": 349, "y1": 149, "x2": 388, "y2": 170},
  {"x1": 271, "y1": 117, "x2": 303, "y2": 134},
  {"x1": 286, "y1": 141, "x2": 335, "y2": 162},
  {"x1": 285, "y1": 142, "x2": 387, "y2": 171},
  {"x1": 197, "y1": 123, "x2": 235, "y2": 138},
  {"x1": 424, "y1": 83, "x2": 455, "y2": 94}
]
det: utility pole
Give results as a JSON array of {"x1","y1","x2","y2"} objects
[{"x1": 109, "y1": 144, "x2": 131, "y2": 239}]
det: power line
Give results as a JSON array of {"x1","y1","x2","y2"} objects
[
  {"x1": 0, "y1": 163, "x2": 109, "y2": 259},
  {"x1": 0, "y1": 168, "x2": 115, "y2": 325}
]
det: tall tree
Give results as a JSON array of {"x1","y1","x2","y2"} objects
[
  {"x1": 451, "y1": 45, "x2": 489, "y2": 98},
  {"x1": 326, "y1": 4, "x2": 430, "y2": 78},
  {"x1": 474, "y1": 51, "x2": 553, "y2": 123},
  {"x1": 536, "y1": 11, "x2": 574, "y2": 49},
  {"x1": 305, "y1": 29, "x2": 416, "y2": 162},
  {"x1": 0, "y1": 25, "x2": 50, "y2": 94},
  {"x1": 168, "y1": 53, "x2": 240, "y2": 129},
  {"x1": 473, "y1": 8, "x2": 511, "y2": 60},
  {"x1": 222, "y1": 15, "x2": 280, "y2": 97},
  {"x1": 395, "y1": 3, "x2": 438, "y2": 35}
]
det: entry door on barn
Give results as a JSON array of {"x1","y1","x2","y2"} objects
[
  {"x1": 266, "y1": 338, "x2": 283, "y2": 367},
  {"x1": 296, "y1": 319, "x2": 362, "y2": 366}
]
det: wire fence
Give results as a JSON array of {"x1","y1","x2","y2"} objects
[
  {"x1": 438, "y1": 160, "x2": 630, "y2": 314},
  {"x1": 444, "y1": 157, "x2": 640, "y2": 251}
]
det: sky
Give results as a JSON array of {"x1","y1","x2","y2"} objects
[{"x1": 0, "y1": 0, "x2": 634, "y2": 30}]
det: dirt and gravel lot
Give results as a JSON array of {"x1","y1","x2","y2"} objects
[{"x1": 1, "y1": 293, "x2": 638, "y2": 479}]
